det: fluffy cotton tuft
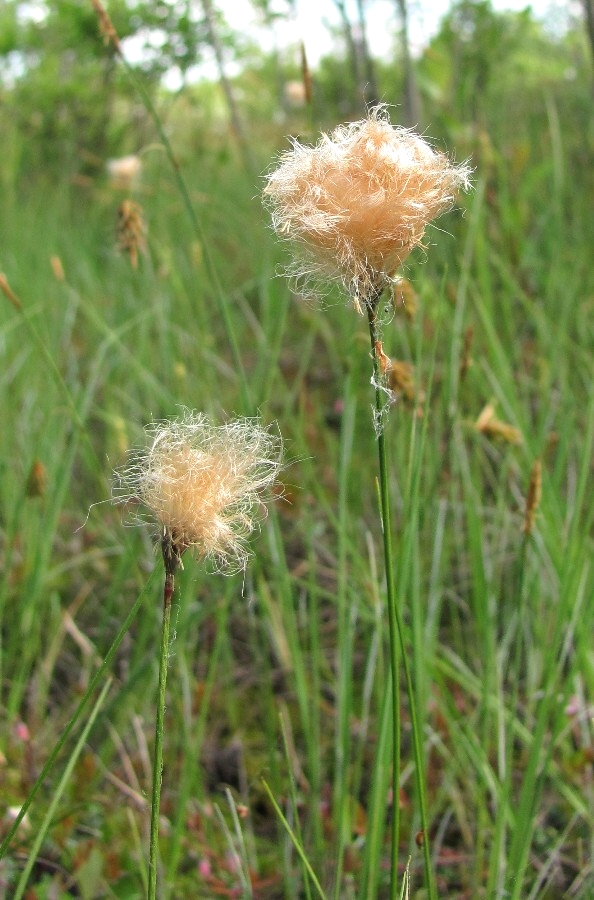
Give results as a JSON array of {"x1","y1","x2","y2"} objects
[
  {"x1": 263, "y1": 107, "x2": 471, "y2": 311},
  {"x1": 113, "y1": 411, "x2": 282, "y2": 574},
  {"x1": 107, "y1": 154, "x2": 142, "y2": 190}
]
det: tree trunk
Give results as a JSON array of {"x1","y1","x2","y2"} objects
[
  {"x1": 395, "y1": 0, "x2": 421, "y2": 126},
  {"x1": 354, "y1": 0, "x2": 380, "y2": 107},
  {"x1": 583, "y1": 0, "x2": 594, "y2": 83},
  {"x1": 199, "y1": 0, "x2": 256, "y2": 174},
  {"x1": 332, "y1": 0, "x2": 364, "y2": 113}
]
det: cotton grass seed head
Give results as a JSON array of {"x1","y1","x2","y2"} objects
[
  {"x1": 264, "y1": 106, "x2": 471, "y2": 312},
  {"x1": 113, "y1": 411, "x2": 283, "y2": 575}
]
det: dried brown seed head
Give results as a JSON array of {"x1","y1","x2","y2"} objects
[
  {"x1": 116, "y1": 199, "x2": 146, "y2": 269},
  {"x1": 475, "y1": 403, "x2": 523, "y2": 446},
  {"x1": 523, "y1": 458, "x2": 542, "y2": 536}
]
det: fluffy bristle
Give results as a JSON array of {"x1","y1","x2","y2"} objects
[
  {"x1": 264, "y1": 107, "x2": 471, "y2": 310},
  {"x1": 113, "y1": 411, "x2": 282, "y2": 574}
]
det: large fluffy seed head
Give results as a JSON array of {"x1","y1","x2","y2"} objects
[
  {"x1": 264, "y1": 107, "x2": 471, "y2": 309},
  {"x1": 113, "y1": 412, "x2": 282, "y2": 574}
]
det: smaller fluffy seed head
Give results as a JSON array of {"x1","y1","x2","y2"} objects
[
  {"x1": 113, "y1": 412, "x2": 282, "y2": 574},
  {"x1": 264, "y1": 107, "x2": 471, "y2": 310}
]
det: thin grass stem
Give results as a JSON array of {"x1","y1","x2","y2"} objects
[
  {"x1": 359, "y1": 677, "x2": 394, "y2": 898},
  {"x1": 278, "y1": 710, "x2": 313, "y2": 900},
  {"x1": 261, "y1": 778, "x2": 328, "y2": 900},
  {"x1": 366, "y1": 305, "x2": 436, "y2": 900},
  {"x1": 148, "y1": 567, "x2": 175, "y2": 899},
  {"x1": 333, "y1": 378, "x2": 357, "y2": 897},
  {"x1": 366, "y1": 305, "x2": 401, "y2": 896},
  {"x1": 220, "y1": 787, "x2": 254, "y2": 898}
]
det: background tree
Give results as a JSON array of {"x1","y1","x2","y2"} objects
[
  {"x1": 582, "y1": 0, "x2": 594, "y2": 81},
  {"x1": 199, "y1": 0, "x2": 255, "y2": 173},
  {"x1": 394, "y1": 0, "x2": 421, "y2": 126},
  {"x1": 0, "y1": 0, "x2": 217, "y2": 177},
  {"x1": 353, "y1": 0, "x2": 379, "y2": 106}
]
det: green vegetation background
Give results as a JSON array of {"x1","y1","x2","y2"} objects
[{"x1": 1, "y1": 1, "x2": 593, "y2": 896}]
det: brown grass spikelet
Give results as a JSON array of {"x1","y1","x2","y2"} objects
[
  {"x1": 50, "y1": 256, "x2": 66, "y2": 282},
  {"x1": 0, "y1": 273, "x2": 22, "y2": 311},
  {"x1": 263, "y1": 106, "x2": 471, "y2": 312},
  {"x1": 387, "y1": 359, "x2": 418, "y2": 404},
  {"x1": 116, "y1": 199, "x2": 146, "y2": 269},
  {"x1": 459, "y1": 325, "x2": 474, "y2": 382},
  {"x1": 475, "y1": 402, "x2": 523, "y2": 446},
  {"x1": 90, "y1": 0, "x2": 122, "y2": 53},
  {"x1": 300, "y1": 41, "x2": 312, "y2": 105},
  {"x1": 112, "y1": 411, "x2": 283, "y2": 574},
  {"x1": 523, "y1": 458, "x2": 542, "y2": 535},
  {"x1": 375, "y1": 340, "x2": 392, "y2": 375},
  {"x1": 26, "y1": 459, "x2": 47, "y2": 498}
]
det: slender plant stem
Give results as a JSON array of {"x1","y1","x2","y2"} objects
[
  {"x1": 148, "y1": 568, "x2": 175, "y2": 899},
  {"x1": 366, "y1": 304, "x2": 436, "y2": 900},
  {"x1": 261, "y1": 778, "x2": 329, "y2": 900},
  {"x1": 366, "y1": 306, "x2": 401, "y2": 897}
]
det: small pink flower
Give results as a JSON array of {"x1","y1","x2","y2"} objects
[
  {"x1": 565, "y1": 696, "x2": 580, "y2": 717},
  {"x1": 14, "y1": 722, "x2": 30, "y2": 743}
]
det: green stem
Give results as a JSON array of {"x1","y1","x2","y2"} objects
[
  {"x1": 261, "y1": 778, "x2": 329, "y2": 900},
  {"x1": 366, "y1": 305, "x2": 436, "y2": 900},
  {"x1": 148, "y1": 568, "x2": 175, "y2": 899},
  {"x1": 366, "y1": 307, "x2": 400, "y2": 895}
]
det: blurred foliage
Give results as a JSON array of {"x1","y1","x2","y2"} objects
[
  {"x1": 0, "y1": 0, "x2": 592, "y2": 183},
  {"x1": 0, "y1": 0, "x2": 235, "y2": 174},
  {"x1": 418, "y1": 0, "x2": 592, "y2": 138},
  {"x1": 1, "y1": 3, "x2": 594, "y2": 897}
]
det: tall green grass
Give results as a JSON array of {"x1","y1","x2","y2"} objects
[{"x1": 1, "y1": 92, "x2": 593, "y2": 898}]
